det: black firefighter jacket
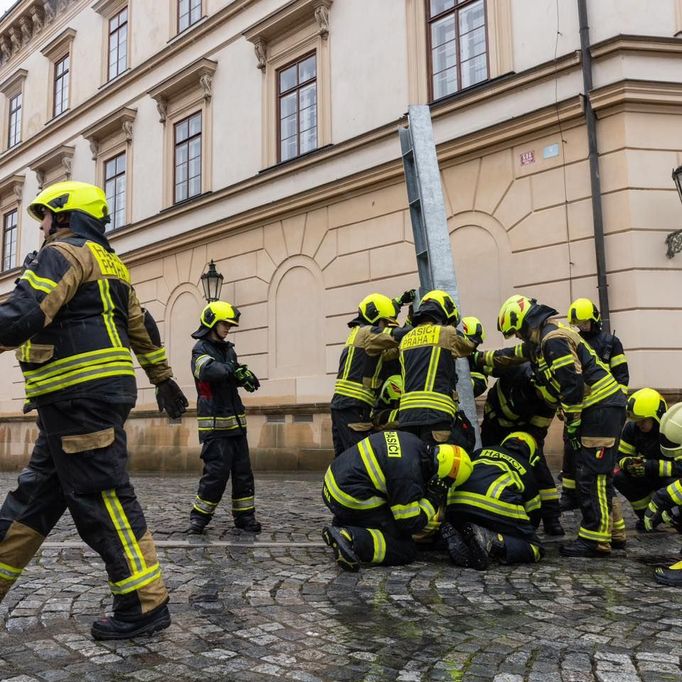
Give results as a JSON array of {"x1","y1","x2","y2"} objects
[
  {"x1": 0, "y1": 225, "x2": 171, "y2": 406},
  {"x1": 618, "y1": 421, "x2": 682, "y2": 479},
  {"x1": 191, "y1": 337, "x2": 246, "y2": 442},
  {"x1": 579, "y1": 329, "x2": 629, "y2": 392},
  {"x1": 323, "y1": 430, "x2": 439, "y2": 536}
]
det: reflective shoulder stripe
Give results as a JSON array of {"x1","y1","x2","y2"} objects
[
  {"x1": 193, "y1": 354, "x2": 213, "y2": 378},
  {"x1": 20, "y1": 269, "x2": 58, "y2": 294},
  {"x1": 358, "y1": 438, "x2": 387, "y2": 494},
  {"x1": 323, "y1": 468, "x2": 385, "y2": 510}
]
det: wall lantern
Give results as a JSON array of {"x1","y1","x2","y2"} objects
[
  {"x1": 665, "y1": 166, "x2": 682, "y2": 258},
  {"x1": 200, "y1": 260, "x2": 224, "y2": 302}
]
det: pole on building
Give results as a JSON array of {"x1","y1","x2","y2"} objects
[{"x1": 399, "y1": 104, "x2": 481, "y2": 448}]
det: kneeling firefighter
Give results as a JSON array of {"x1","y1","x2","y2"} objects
[
  {"x1": 321, "y1": 431, "x2": 472, "y2": 571},
  {"x1": 0, "y1": 181, "x2": 188, "y2": 640},
  {"x1": 442, "y1": 432, "x2": 544, "y2": 570},
  {"x1": 188, "y1": 301, "x2": 262, "y2": 534}
]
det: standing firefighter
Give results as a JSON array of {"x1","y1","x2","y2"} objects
[
  {"x1": 188, "y1": 301, "x2": 262, "y2": 534},
  {"x1": 560, "y1": 298, "x2": 629, "y2": 510},
  {"x1": 491, "y1": 295, "x2": 626, "y2": 558},
  {"x1": 330, "y1": 292, "x2": 413, "y2": 457},
  {"x1": 0, "y1": 181, "x2": 188, "y2": 640},
  {"x1": 321, "y1": 431, "x2": 472, "y2": 571}
]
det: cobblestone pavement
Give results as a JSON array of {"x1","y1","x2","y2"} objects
[{"x1": 0, "y1": 473, "x2": 681, "y2": 682}]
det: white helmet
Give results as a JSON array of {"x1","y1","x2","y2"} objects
[{"x1": 659, "y1": 402, "x2": 682, "y2": 458}]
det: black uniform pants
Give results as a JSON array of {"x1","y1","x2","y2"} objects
[
  {"x1": 560, "y1": 426, "x2": 578, "y2": 497},
  {"x1": 575, "y1": 406, "x2": 626, "y2": 545},
  {"x1": 480, "y1": 419, "x2": 560, "y2": 523},
  {"x1": 400, "y1": 413, "x2": 475, "y2": 452},
  {"x1": 614, "y1": 471, "x2": 677, "y2": 519},
  {"x1": 0, "y1": 399, "x2": 167, "y2": 620},
  {"x1": 322, "y1": 485, "x2": 416, "y2": 566},
  {"x1": 331, "y1": 406, "x2": 371, "y2": 457},
  {"x1": 191, "y1": 434, "x2": 256, "y2": 525}
]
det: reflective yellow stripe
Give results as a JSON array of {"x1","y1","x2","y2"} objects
[
  {"x1": 232, "y1": 496, "x2": 255, "y2": 512},
  {"x1": 358, "y1": 439, "x2": 386, "y2": 494},
  {"x1": 23, "y1": 348, "x2": 132, "y2": 379},
  {"x1": 25, "y1": 362, "x2": 135, "y2": 398},
  {"x1": 578, "y1": 526, "x2": 610, "y2": 542},
  {"x1": 390, "y1": 501, "x2": 421, "y2": 520},
  {"x1": 193, "y1": 496, "x2": 218, "y2": 515},
  {"x1": 368, "y1": 528, "x2": 386, "y2": 564},
  {"x1": 550, "y1": 354, "x2": 574, "y2": 371},
  {"x1": 618, "y1": 440, "x2": 636, "y2": 456},
  {"x1": 138, "y1": 348, "x2": 168, "y2": 367},
  {"x1": 419, "y1": 498, "x2": 436, "y2": 519},
  {"x1": 562, "y1": 477, "x2": 576, "y2": 490},
  {"x1": 631, "y1": 495, "x2": 651, "y2": 511},
  {"x1": 20, "y1": 269, "x2": 58, "y2": 294},
  {"x1": 610, "y1": 354, "x2": 627, "y2": 368},
  {"x1": 598, "y1": 474, "x2": 609, "y2": 535},
  {"x1": 399, "y1": 391, "x2": 456, "y2": 417},
  {"x1": 197, "y1": 415, "x2": 245, "y2": 431},
  {"x1": 323, "y1": 470, "x2": 385, "y2": 510},
  {"x1": 102, "y1": 490, "x2": 145, "y2": 575},
  {"x1": 341, "y1": 328, "x2": 360, "y2": 380},
  {"x1": 530, "y1": 415, "x2": 553, "y2": 428},
  {"x1": 0, "y1": 561, "x2": 22, "y2": 582},
  {"x1": 667, "y1": 480, "x2": 682, "y2": 505},
  {"x1": 448, "y1": 491, "x2": 528, "y2": 519},
  {"x1": 109, "y1": 563, "x2": 162, "y2": 595},
  {"x1": 531, "y1": 544, "x2": 541, "y2": 561},
  {"x1": 193, "y1": 354, "x2": 212, "y2": 378},
  {"x1": 497, "y1": 385, "x2": 520, "y2": 422},
  {"x1": 539, "y1": 488, "x2": 559, "y2": 502},
  {"x1": 424, "y1": 347, "x2": 441, "y2": 392},
  {"x1": 334, "y1": 378, "x2": 376, "y2": 406},
  {"x1": 98, "y1": 279, "x2": 122, "y2": 347},
  {"x1": 487, "y1": 473, "x2": 514, "y2": 500},
  {"x1": 524, "y1": 494, "x2": 542, "y2": 512},
  {"x1": 659, "y1": 461, "x2": 673, "y2": 477}
]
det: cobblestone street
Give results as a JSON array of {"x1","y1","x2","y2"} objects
[{"x1": 0, "y1": 472, "x2": 681, "y2": 682}]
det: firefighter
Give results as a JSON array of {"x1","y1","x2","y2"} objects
[
  {"x1": 0, "y1": 181, "x2": 188, "y2": 640},
  {"x1": 479, "y1": 362, "x2": 564, "y2": 536},
  {"x1": 461, "y1": 316, "x2": 488, "y2": 398},
  {"x1": 616, "y1": 389, "x2": 681, "y2": 526},
  {"x1": 188, "y1": 301, "x2": 262, "y2": 534},
  {"x1": 642, "y1": 402, "x2": 682, "y2": 586},
  {"x1": 398, "y1": 290, "x2": 479, "y2": 449},
  {"x1": 369, "y1": 374, "x2": 403, "y2": 430},
  {"x1": 441, "y1": 432, "x2": 544, "y2": 569},
  {"x1": 560, "y1": 298, "x2": 630, "y2": 511},
  {"x1": 321, "y1": 431, "x2": 472, "y2": 571},
  {"x1": 485, "y1": 295, "x2": 626, "y2": 557},
  {"x1": 330, "y1": 291, "x2": 413, "y2": 457}
]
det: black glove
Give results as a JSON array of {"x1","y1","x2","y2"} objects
[
  {"x1": 620, "y1": 456, "x2": 646, "y2": 477},
  {"x1": 234, "y1": 365, "x2": 260, "y2": 392},
  {"x1": 156, "y1": 378, "x2": 189, "y2": 419},
  {"x1": 565, "y1": 417, "x2": 581, "y2": 452},
  {"x1": 426, "y1": 475, "x2": 452, "y2": 506}
]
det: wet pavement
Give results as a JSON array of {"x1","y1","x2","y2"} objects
[{"x1": 0, "y1": 472, "x2": 681, "y2": 682}]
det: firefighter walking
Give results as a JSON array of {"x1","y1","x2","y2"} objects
[
  {"x1": 188, "y1": 301, "x2": 262, "y2": 534},
  {"x1": 0, "y1": 181, "x2": 188, "y2": 640}
]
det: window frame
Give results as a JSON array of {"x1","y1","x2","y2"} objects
[
  {"x1": 176, "y1": 0, "x2": 204, "y2": 35},
  {"x1": 103, "y1": 150, "x2": 127, "y2": 231},
  {"x1": 276, "y1": 51, "x2": 318, "y2": 163},
  {"x1": 7, "y1": 91, "x2": 22, "y2": 149},
  {"x1": 1, "y1": 208, "x2": 18, "y2": 273},
  {"x1": 53, "y1": 52, "x2": 70, "y2": 118},
  {"x1": 107, "y1": 6, "x2": 128, "y2": 82},
  {"x1": 173, "y1": 110, "x2": 203, "y2": 205},
  {"x1": 425, "y1": 0, "x2": 490, "y2": 102}
]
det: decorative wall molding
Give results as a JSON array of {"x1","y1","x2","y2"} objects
[
  {"x1": 40, "y1": 25, "x2": 75, "y2": 60},
  {"x1": 0, "y1": 67, "x2": 27, "y2": 95},
  {"x1": 81, "y1": 106, "x2": 136, "y2": 159},
  {"x1": 0, "y1": 174, "x2": 25, "y2": 203},
  {"x1": 29, "y1": 144, "x2": 74, "y2": 189}
]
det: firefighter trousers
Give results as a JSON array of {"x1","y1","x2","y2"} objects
[
  {"x1": 480, "y1": 420, "x2": 560, "y2": 523},
  {"x1": 400, "y1": 415, "x2": 475, "y2": 452},
  {"x1": 575, "y1": 406, "x2": 626, "y2": 546},
  {"x1": 0, "y1": 399, "x2": 167, "y2": 620},
  {"x1": 560, "y1": 427, "x2": 578, "y2": 497},
  {"x1": 331, "y1": 406, "x2": 371, "y2": 457},
  {"x1": 322, "y1": 488, "x2": 416, "y2": 566},
  {"x1": 190, "y1": 434, "x2": 256, "y2": 526}
]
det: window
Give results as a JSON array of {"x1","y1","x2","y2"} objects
[
  {"x1": 174, "y1": 111, "x2": 202, "y2": 203},
  {"x1": 277, "y1": 53, "x2": 317, "y2": 162},
  {"x1": 427, "y1": 0, "x2": 488, "y2": 100},
  {"x1": 53, "y1": 54, "x2": 70, "y2": 116},
  {"x1": 108, "y1": 7, "x2": 128, "y2": 80},
  {"x1": 178, "y1": 0, "x2": 201, "y2": 33},
  {"x1": 2, "y1": 209, "x2": 17, "y2": 272},
  {"x1": 7, "y1": 92, "x2": 21, "y2": 148},
  {"x1": 104, "y1": 152, "x2": 126, "y2": 231}
]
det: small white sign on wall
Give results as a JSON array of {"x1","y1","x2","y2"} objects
[{"x1": 543, "y1": 143, "x2": 560, "y2": 159}]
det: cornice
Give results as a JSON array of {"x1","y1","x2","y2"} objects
[
  {"x1": 29, "y1": 143, "x2": 74, "y2": 189},
  {"x1": 591, "y1": 34, "x2": 682, "y2": 60},
  {"x1": 0, "y1": 173, "x2": 25, "y2": 202},
  {"x1": 40, "y1": 25, "x2": 75, "y2": 60},
  {"x1": 81, "y1": 106, "x2": 136, "y2": 158},
  {"x1": 91, "y1": 0, "x2": 126, "y2": 16},
  {"x1": 0, "y1": 67, "x2": 26, "y2": 95},
  {"x1": 590, "y1": 78, "x2": 682, "y2": 111}
]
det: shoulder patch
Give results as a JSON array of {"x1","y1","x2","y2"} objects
[{"x1": 384, "y1": 431, "x2": 402, "y2": 458}]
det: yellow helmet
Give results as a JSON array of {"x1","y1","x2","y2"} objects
[
  {"x1": 567, "y1": 297, "x2": 601, "y2": 326},
  {"x1": 379, "y1": 374, "x2": 403, "y2": 405},
  {"x1": 501, "y1": 431, "x2": 539, "y2": 466},
  {"x1": 461, "y1": 316, "x2": 486, "y2": 343},
  {"x1": 659, "y1": 402, "x2": 682, "y2": 458},
  {"x1": 192, "y1": 301, "x2": 240, "y2": 338},
  {"x1": 497, "y1": 294, "x2": 535, "y2": 338},
  {"x1": 357, "y1": 293, "x2": 398, "y2": 326},
  {"x1": 28, "y1": 181, "x2": 110, "y2": 223},
  {"x1": 415, "y1": 290, "x2": 460, "y2": 325},
  {"x1": 433, "y1": 444, "x2": 473, "y2": 486},
  {"x1": 626, "y1": 388, "x2": 667, "y2": 424}
]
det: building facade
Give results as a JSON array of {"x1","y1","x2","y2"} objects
[{"x1": 0, "y1": 0, "x2": 681, "y2": 471}]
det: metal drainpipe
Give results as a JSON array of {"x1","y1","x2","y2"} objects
[{"x1": 577, "y1": 0, "x2": 611, "y2": 332}]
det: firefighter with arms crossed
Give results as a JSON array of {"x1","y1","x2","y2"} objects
[{"x1": 0, "y1": 181, "x2": 188, "y2": 639}]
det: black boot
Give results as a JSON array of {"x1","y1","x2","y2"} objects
[
  {"x1": 440, "y1": 522, "x2": 474, "y2": 567},
  {"x1": 559, "y1": 538, "x2": 611, "y2": 558},
  {"x1": 461, "y1": 523, "x2": 505, "y2": 570},
  {"x1": 559, "y1": 491, "x2": 579, "y2": 512},
  {"x1": 91, "y1": 604, "x2": 171, "y2": 641},
  {"x1": 322, "y1": 526, "x2": 359, "y2": 571},
  {"x1": 543, "y1": 517, "x2": 565, "y2": 536},
  {"x1": 187, "y1": 518, "x2": 206, "y2": 534},
  {"x1": 655, "y1": 562, "x2": 682, "y2": 587},
  {"x1": 234, "y1": 513, "x2": 262, "y2": 533}
]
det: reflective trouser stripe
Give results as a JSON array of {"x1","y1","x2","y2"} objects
[
  {"x1": 368, "y1": 528, "x2": 386, "y2": 564},
  {"x1": 0, "y1": 562, "x2": 22, "y2": 582},
  {"x1": 632, "y1": 496, "x2": 651, "y2": 511},
  {"x1": 612, "y1": 517, "x2": 626, "y2": 531},
  {"x1": 578, "y1": 474, "x2": 610, "y2": 542},
  {"x1": 102, "y1": 490, "x2": 145, "y2": 575},
  {"x1": 540, "y1": 488, "x2": 559, "y2": 502},
  {"x1": 531, "y1": 544, "x2": 541, "y2": 562},
  {"x1": 193, "y1": 496, "x2": 219, "y2": 515},
  {"x1": 232, "y1": 496, "x2": 255, "y2": 512},
  {"x1": 562, "y1": 478, "x2": 576, "y2": 490},
  {"x1": 109, "y1": 563, "x2": 162, "y2": 595}
]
